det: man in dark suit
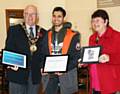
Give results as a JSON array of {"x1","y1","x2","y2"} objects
[{"x1": 5, "y1": 5, "x2": 47, "y2": 94}]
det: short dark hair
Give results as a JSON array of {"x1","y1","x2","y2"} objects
[
  {"x1": 52, "y1": 7, "x2": 66, "y2": 17},
  {"x1": 91, "y1": 9, "x2": 109, "y2": 26}
]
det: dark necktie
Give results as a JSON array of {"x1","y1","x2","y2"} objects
[{"x1": 29, "y1": 27, "x2": 34, "y2": 39}]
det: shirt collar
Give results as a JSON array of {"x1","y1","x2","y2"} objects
[{"x1": 26, "y1": 24, "x2": 36, "y2": 36}]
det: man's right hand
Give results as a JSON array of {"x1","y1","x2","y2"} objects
[
  {"x1": 7, "y1": 65, "x2": 19, "y2": 71},
  {"x1": 41, "y1": 68, "x2": 48, "y2": 76}
]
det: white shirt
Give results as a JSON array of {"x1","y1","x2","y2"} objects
[{"x1": 26, "y1": 24, "x2": 36, "y2": 37}]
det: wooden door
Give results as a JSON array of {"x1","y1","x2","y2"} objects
[{"x1": 6, "y1": 9, "x2": 24, "y2": 31}]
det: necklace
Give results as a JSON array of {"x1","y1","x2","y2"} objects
[{"x1": 21, "y1": 23, "x2": 41, "y2": 55}]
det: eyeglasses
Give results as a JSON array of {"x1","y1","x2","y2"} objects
[{"x1": 24, "y1": 12, "x2": 37, "y2": 17}]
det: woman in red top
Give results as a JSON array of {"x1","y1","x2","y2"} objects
[{"x1": 89, "y1": 9, "x2": 120, "y2": 94}]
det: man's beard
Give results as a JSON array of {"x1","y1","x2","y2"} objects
[{"x1": 54, "y1": 23, "x2": 63, "y2": 27}]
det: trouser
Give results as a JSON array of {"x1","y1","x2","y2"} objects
[
  {"x1": 44, "y1": 76, "x2": 59, "y2": 94},
  {"x1": 9, "y1": 75, "x2": 40, "y2": 94},
  {"x1": 43, "y1": 68, "x2": 78, "y2": 94}
]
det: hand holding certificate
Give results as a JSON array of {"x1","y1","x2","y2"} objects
[
  {"x1": 7, "y1": 65, "x2": 19, "y2": 71},
  {"x1": 2, "y1": 50, "x2": 26, "y2": 68},
  {"x1": 99, "y1": 54, "x2": 109, "y2": 63},
  {"x1": 43, "y1": 55, "x2": 68, "y2": 73}
]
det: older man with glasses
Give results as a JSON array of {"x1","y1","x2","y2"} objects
[{"x1": 4, "y1": 5, "x2": 47, "y2": 94}]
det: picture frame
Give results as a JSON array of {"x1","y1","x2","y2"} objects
[
  {"x1": 43, "y1": 55, "x2": 69, "y2": 73},
  {"x1": 2, "y1": 50, "x2": 26, "y2": 68},
  {"x1": 81, "y1": 46, "x2": 102, "y2": 63}
]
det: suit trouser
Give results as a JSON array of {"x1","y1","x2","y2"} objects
[
  {"x1": 44, "y1": 76, "x2": 59, "y2": 94},
  {"x1": 9, "y1": 75, "x2": 40, "y2": 94},
  {"x1": 43, "y1": 68, "x2": 78, "y2": 94}
]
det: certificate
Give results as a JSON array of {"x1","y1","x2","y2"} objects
[
  {"x1": 81, "y1": 46, "x2": 101, "y2": 63},
  {"x1": 2, "y1": 50, "x2": 26, "y2": 68},
  {"x1": 43, "y1": 55, "x2": 68, "y2": 73}
]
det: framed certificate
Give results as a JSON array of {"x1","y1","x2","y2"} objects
[
  {"x1": 2, "y1": 50, "x2": 26, "y2": 68},
  {"x1": 43, "y1": 55, "x2": 69, "y2": 73},
  {"x1": 81, "y1": 46, "x2": 102, "y2": 63}
]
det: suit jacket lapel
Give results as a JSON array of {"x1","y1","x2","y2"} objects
[{"x1": 36, "y1": 25, "x2": 39, "y2": 37}]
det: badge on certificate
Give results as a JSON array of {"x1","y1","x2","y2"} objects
[
  {"x1": 2, "y1": 50, "x2": 26, "y2": 68},
  {"x1": 43, "y1": 55, "x2": 69, "y2": 73},
  {"x1": 81, "y1": 46, "x2": 102, "y2": 63}
]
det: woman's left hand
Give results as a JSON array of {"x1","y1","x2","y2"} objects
[{"x1": 99, "y1": 54, "x2": 110, "y2": 63}]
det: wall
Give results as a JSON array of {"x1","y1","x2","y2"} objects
[
  {"x1": 0, "y1": 0, "x2": 65, "y2": 50},
  {"x1": 66, "y1": 0, "x2": 97, "y2": 46},
  {"x1": 101, "y1": 6, "x2": 120, "y2": 31},
  {"x1": 65, "y1": 1, "x2": 120, "y2": 46}
]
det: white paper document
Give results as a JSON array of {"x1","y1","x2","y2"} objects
[{"x1": 44, "y1": 55, "x2": 68, "y2": 72}]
